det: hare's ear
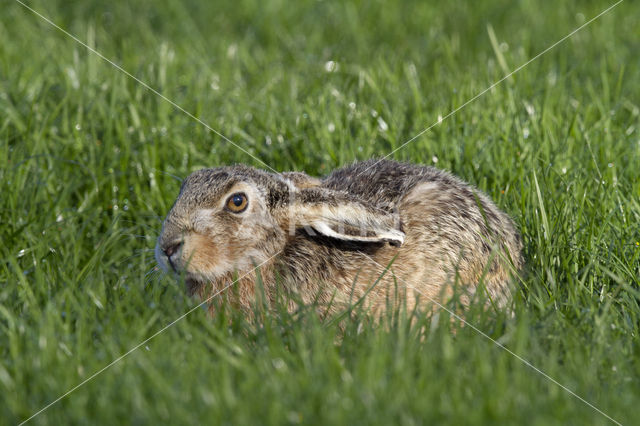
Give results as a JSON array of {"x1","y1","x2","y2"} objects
[
  {"x1": 287, "y1": 188, "x2": 405, "y2": 246},
  {"x1": 280, "y1": 171, "x2": 322, "y2": 189}
]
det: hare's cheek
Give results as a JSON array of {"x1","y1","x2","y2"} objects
[{"x1": 181, "y1": 234, "x2": 227, "y2": 273}]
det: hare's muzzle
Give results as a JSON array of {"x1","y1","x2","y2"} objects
[
  {"x1": 163, "y1": 242, "x2": 181, "y2": 258},
  {"x1": 155, "y1": 238, "x2": 182, "y2": 273}
]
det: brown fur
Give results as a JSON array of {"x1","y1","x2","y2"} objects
[{"x1": 155, "y1": 159, "x2": 523, "y2": 317}]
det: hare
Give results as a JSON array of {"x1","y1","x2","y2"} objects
[{"x1": 155, "y1": 159, "x2": 523, "y2": 317}]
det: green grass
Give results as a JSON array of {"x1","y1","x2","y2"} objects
[{"x1": 1, "y1": 0, "x2": 639, "y2": 424}]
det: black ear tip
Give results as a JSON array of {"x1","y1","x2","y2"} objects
[{"x1": 388, "y1": 240, "x2": 402, "y2": 247}]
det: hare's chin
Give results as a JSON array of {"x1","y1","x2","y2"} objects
[{"x1": 185, "y1": 276, "x2": 205, "y2": 296}]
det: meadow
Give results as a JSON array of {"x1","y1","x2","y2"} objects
[{"x1": 1, "y1": 0, "x2": 639, "y2": 424}]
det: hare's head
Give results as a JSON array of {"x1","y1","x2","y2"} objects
[{"x1": 155, "y1": 165, "x2": 404, "y2": 293}]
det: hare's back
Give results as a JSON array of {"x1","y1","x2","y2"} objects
[
  {"x1": 322, "y1": 159, "x2": 465, "y2": 206},
  {"x1": 323, "y1": 160, "x2": 520, "y2": 255}
]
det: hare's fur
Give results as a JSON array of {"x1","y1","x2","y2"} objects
[{"x1": 156, "y1": 159, "x2": 523, "y2": 316}]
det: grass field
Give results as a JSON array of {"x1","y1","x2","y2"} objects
[{"x1": 1, "y1": 0, "x2": 639, "y2": 424}]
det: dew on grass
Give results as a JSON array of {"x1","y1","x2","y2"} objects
[
  {"x1": 432, "y1": 155, "x2": 438, "y2": 164},
  {"x1": 272, "y1": 358, "x2": 286, "y2": 370},
  {"x1": 324, "y1": 60, "x2": 337, "y2": 72},
  {"x1": 265, "y1": 135, "x2": 272, "y2": 145},
  {"x1": 523, "y1": 128, "x2": 530, "y2": 139},
  {"x1": 17, "y1": 249, "x2": 26, "y2": 257},
  {"x1": 524, "y1": 102, "x2": 535, "y2": 117},
  {"x1": 75, "y1": 123, "x2": 81, "y2": 131},
  {"x1": 327, "y1": 123, "x2": 336, "y2": 133},
  {"x1": 437, "y1": 114, "x2": 443, "y2": 124},
  {"x1": 348, "y1": 102, "x2": 356, "y2": 110},
  {"x1": 499, "y1": 42, "x2": 508, "y2": 52},
  {"x1": 562, "y1": 167, "x2": 567, "y2": 174},
  {"x1": 277, "y1": 134, "x2": 284, "y2": 144},
  {"x1": 59, "y1": 342, "x2": 72, "y2": 357},
  {"x1": 210, "y1": 74, "x2": 220, "y2": 91},
  {"x1": 370, "y1": 109, "x2": 378, "y2": 118},
  {"x1": 377, "y1": 117, "x2": 388, "y2": 132},
  {"x1": 66, "y1": 67, "x2": 79, "y2": 89},
  {"x1": 608, "y1": 163, "x2": 614, "y2": 168}
]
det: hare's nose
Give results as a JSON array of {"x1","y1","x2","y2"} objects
[{"x1": 163, "y1": 242, "x2": 181, "y2": 258}]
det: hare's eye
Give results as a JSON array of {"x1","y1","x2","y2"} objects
[{"x1": 225, "y1": 192, "x2": 248, "y2": 213}]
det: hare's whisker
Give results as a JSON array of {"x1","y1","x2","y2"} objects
[
  {"x1": 151, "y1": 168, "x2": 183, "y2": 183},
  {"x1": 145, "y1": 266, "x2": 161, "y2": 278},
  {"x1": 120, "y1": 234, "x2": 150, "y2": 240},
  {"x1": 120, "y1": 219, "x2": 162, "y2": 231}
]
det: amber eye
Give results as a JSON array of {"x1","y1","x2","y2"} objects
[{"x1": 225, "y1": 192, "x2": 248, "y2": 213}]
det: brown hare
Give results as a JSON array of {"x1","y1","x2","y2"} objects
[{"x1": 155, "y1": 159, "x2": 523, "y2": 317}]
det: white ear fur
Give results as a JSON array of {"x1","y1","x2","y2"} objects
[
  {"x1": 292, "y1": 201, "x2": 405, "y2": 246},
  {"x1": 279, "y1": 172, "x2": 322, "y2": 189},
  {"x1": 311, "y1": 220, "x2": 405, "y2": 245}
]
